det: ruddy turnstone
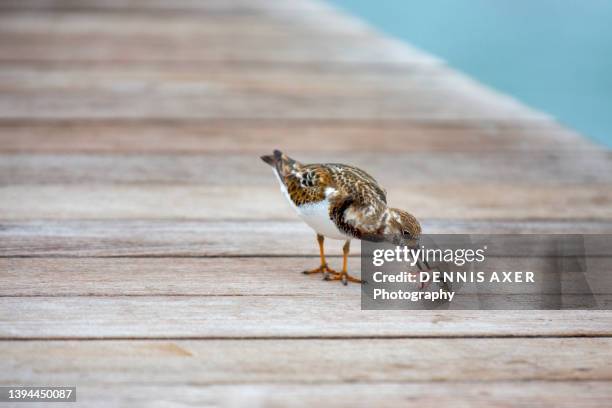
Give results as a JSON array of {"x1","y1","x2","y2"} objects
[{"x1": 261, "y1": 150, "x2": 421, "y2": 285}]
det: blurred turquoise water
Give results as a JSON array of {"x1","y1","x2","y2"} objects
[{"x1": 330, "y1": 0, "x2": 612, "y2": 147}]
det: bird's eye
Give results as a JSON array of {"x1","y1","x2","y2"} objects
[{"x1": 402, "y1": 230, "x2": 410, "y2": 236}]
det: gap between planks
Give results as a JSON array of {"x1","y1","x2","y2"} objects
[{"x1": 2, "y1": 334, "x2": 612, "y2": 341}]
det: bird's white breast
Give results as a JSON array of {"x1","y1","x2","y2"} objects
[
  {"x1": 296, "y1": 198, "x2": 347, "y2": 240},
  {"x1": 272, "y1": 169, "x2": 347, "y2": 240}
]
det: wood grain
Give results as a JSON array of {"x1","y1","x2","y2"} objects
[
  {"x1": 1, "y1": 184, "x2": 611, "y2": 220},
  {"x1": 0, "y1": 120, "x2": 594, "y2": 154},
  {"x1": 0, "y1": 257, "x2": 362, "y2": 297},
  {"x1": 2, "y1": 152, "x2": 610, "y2": 185},
  {"x1": 2, "y1": 220, "x2": 612, "y2": 257},
  {"x1": 2, "y1": 257, "x2": 610, "y2": 297},
  {"x1": 1, "y1": 297, "x2": 611, "y2": 338},
  {"x1": 19, "y1": 383, "x2": 612, "y2": 408},
  {"x1": 2, "y1": 338, "x2": 612, "y2": 383},
  {"x1": 0, "y1": 12, "x2": 374, "y2": 37},
  {"x1": 0, "y1": 34, "x2": 434, "y2": 65},
  {"x1": 0, "y1": 67, "x2": 542, "y2": 120},
  {"x1": 0, "y1": 0, "x2": 362, "y2": 14}
]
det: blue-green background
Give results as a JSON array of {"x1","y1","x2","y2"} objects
[{"x1": 330, "y1": 0, "x2": 612, "y2": 147}]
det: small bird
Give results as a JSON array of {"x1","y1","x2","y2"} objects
[{"x1": 261, "y1": 150, "x2": 422, "y2": 285}]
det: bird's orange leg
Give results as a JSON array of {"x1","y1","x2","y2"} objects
[
  {"x1": 303, "y1": 234, "x2": 339, "y2": 279},
  {"x1": 324, "y1": 240, "x2": 362, "y2": 285}
]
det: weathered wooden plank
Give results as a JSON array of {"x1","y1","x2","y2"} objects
[
  {"x1": 2, "y1": 152, "x2": 610, "y2": 186},
  {"x1": 12, "y1": 383, "x2": 610, "y2": 408},
  {"x1": 0, "y1": 12, "x2": 373, "y2": 37},
  {"x1": 0, "y1": 66, "x2": 543, "y2": 120},
  {"x1": 0, "y1": 33, "x2": 433, "y2": 65},
  {"x1": 0, "y1": 92, "x2": 540, "y2": 121},
  {"x1": 2, "y1": 220, "x2": 612, "y2": 257},
  {"x1": 0, "y1": 2, "x2": 423, "y2": 75},
  {"x1": 2, "y1": 257, "x2": 610, "y2": 296},
  {"x1": 0, "y1": 68, "x2": 532, "y2": 126},
  {"x1": 2, "y1": 339, "x2": 612, "y2": 383},
  {"x1": 0, "y1": 6, "x2": 435, "y2": 66},
  {"x1": 0, "y1": 120, "x2": 594, "y2": 153},
  {"x1": 1, "y1": 184, "x2": 611, "y2": 220},
  {"x1": 0, "y1": 14, "x2": 416, "y2": 66},
  {"x1": 0, "y1": 63, "x2": 536, "y2": 126},
  {"x1": 0, "y1": 63, "x2": 528, "y2": 103},
  {"x1": 1, "y1": 296, "x2": 611, "y2": 338},
  {"x1": 0, "y1": 63, "x2": 460, "y2": 87},
  {"x1": 0, "y1": 257, "x2": 362, "y2": 296},
  {"x1": 0, "y1": 64, "x2": 458, "y2": 90},
  {"x1": 0, "y1": 220, "x2": 319, "y2": 257},
  {"x1": 0, "y1": 2, "x2": 438, "y2": 65},
  {"x1": 0, "y1": 0, "x2": 348, "y2": 14}
]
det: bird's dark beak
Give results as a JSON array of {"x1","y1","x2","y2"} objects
[{"x1": 260, "y1": 154, "x2": 275, "y2": 166}]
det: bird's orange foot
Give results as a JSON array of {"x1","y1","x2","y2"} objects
[
  {"x1": 303, "y1": 264, "x2": 340, "y2": 280},
  {"x1": 324, "y1": 271, "x2": 363, "y2": 286}
]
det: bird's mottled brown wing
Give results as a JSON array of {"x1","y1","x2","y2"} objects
[
  {"x1": 323, "y1": 164, "x2": 388, "y2": 239},
  {"x1": 262, "y1": 151, "x2": 329, "y2": 207},
  {"x1": 282, "y1": 164, "x2": 330, "y2": 206}
]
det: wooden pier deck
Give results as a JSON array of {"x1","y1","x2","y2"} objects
[{"x1": 1, "y1": 1, "x2": 612, "y2": 406}]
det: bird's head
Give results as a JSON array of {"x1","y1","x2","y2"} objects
[{"x1": 383, "y1": 208, "x2": 422, "y2": 247}]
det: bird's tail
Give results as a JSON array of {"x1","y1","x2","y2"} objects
[{"x1": 260, "y1": 149, "x2": 300, "y2": 178}]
